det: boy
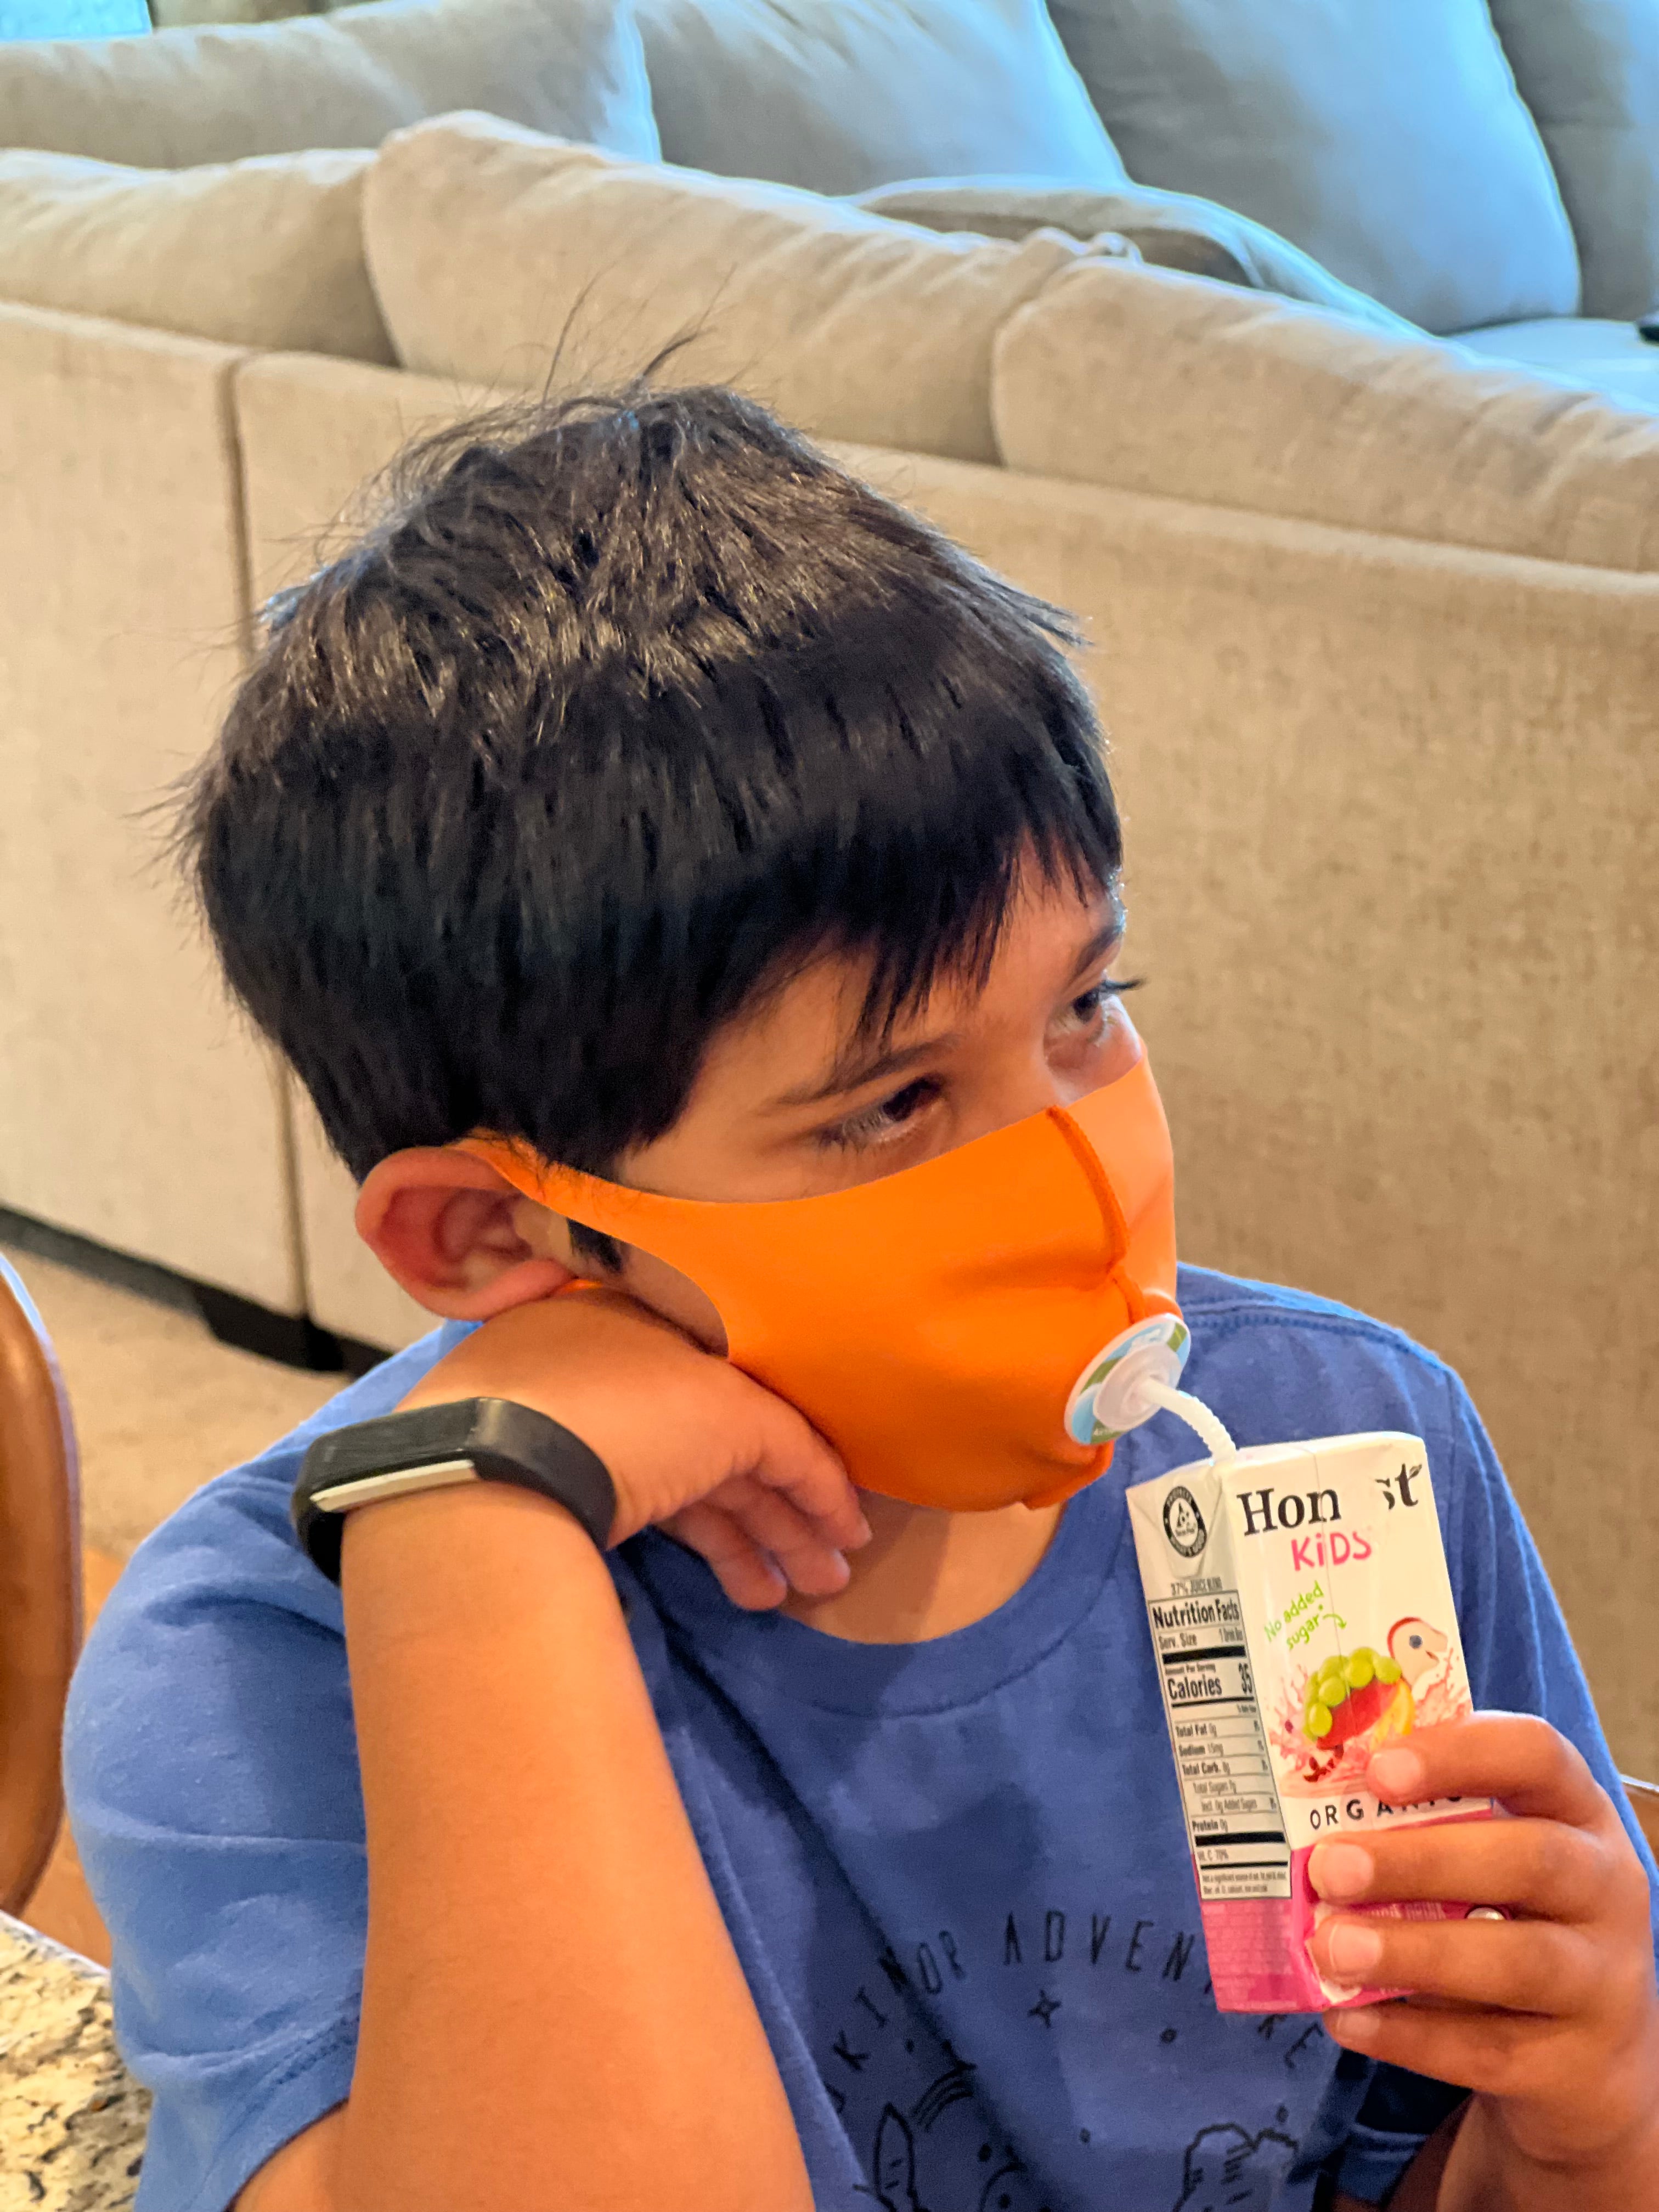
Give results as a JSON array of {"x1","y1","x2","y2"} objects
[{"x1": 64, "y1": 388, "x2": 1657, "y2": 2212}]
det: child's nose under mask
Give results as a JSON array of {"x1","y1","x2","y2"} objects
[{"x1": 460, "y1": 1049, "x2": 1182, "y2": 1513}]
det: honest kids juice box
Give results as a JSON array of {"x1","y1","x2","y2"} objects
[{"x1": 1126, "y1": 1432, "x2": 1491, "y2": 2013}]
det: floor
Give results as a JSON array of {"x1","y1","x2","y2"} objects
[{"x1": 4, "y1": 1241, "x2": 345, "y2": 1967}]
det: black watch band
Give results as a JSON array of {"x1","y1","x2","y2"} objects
[{"x1": 290, "y1": 1397, "x2": 616, "y2": 1584}]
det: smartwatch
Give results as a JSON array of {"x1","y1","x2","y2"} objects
[{"x1": 290, "y1": 1397, "x2": 617, "y2": 1584}]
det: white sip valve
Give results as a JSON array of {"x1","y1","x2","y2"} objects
[{"x1": 1065, "y1": 1314, "x2": 1238, "y2": 1462}]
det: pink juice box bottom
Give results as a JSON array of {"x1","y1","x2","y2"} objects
[{"x1": 1126, "y1": 1431, "x2": 1492, "y2": 2013}]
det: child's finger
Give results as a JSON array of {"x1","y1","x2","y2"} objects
[
  {"x1": 707, "y1": 1477, "x2": 856, "y2": 1598},
  {"x1": 1309, "y1": 1909, "x2": 1594, "y2": 2017},
  {"x1": 735, "y1": 1386, "x2": 871, "y2": 1553},
  {"x1": 1363, "y1": 1713, "x2": 1610, "y2": 1829},
  {"x1": 660, "y1": 1502, "x2": 789, "y2": 1610},
  {"x1": 1321, "y1": 1994, "x2": 1551, "y2": 2101},
  {"x1": 1309, "y1": 1815, "x2": 1606, "y2": 1920}
]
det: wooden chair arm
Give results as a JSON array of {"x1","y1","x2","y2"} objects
[{"x1": 0, "y1": 1255, "x2": 82, "y2": 1914}]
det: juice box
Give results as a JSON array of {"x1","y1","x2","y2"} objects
[{"x1": 1126, "y1": 1431, "x2": 1491, "y2": 2013}]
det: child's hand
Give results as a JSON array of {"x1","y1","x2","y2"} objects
[
  {"x1": 1309, "y1": 1715, "x2": 1659, "y2": 2184},
  {"x1": 396, "y1": 1286, "x2": 870, "y2": 1610}
]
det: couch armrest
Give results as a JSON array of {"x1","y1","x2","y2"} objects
[{"x1": 0, "y1": 1909, "x2": 149, "y2": 2207}]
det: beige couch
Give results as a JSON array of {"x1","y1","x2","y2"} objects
[{"x1": 3, "y1": 115, "x2": 1657, "y2": 1771}]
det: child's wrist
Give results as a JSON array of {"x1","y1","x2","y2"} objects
[
  {"x1": 1450, "y1": 2072, "x2": 1659, "y2": 2211},
  {"x1": 339, "y1": 1475, "x2": 617, "y2": 1647}
]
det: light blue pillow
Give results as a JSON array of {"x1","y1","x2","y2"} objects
[
  {"x1": 1042, "y1": 0, "x2": 1581, "y2": 334},
  {"x1": 1486, "y1": 0, "x2": 1659, "y2": 320},
  {"x1": 1, "y1": 0, "x2": 148, "y2": 28},
  {"x1": 637, "y1": 0, "x2": 1127, "y2": 198}
]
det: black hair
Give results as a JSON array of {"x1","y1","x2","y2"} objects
[{"x1": 180, "y1": 385, "x2": 1122, "y2": 1251}]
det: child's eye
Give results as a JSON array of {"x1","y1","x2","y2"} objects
[
  {"x1": 1057, "y1": 975, "x2": 1138, "y2": 1034},
  {"x1": 815, "y1": 1077, "x2": 941, "y2": 1152}
]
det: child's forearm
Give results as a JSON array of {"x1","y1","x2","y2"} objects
[{"x1": 329, "y1": 1475, "x2": 812, "y2": 2212}]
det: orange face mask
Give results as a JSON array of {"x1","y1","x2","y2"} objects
[{"x1": 459, "y1": 1050, "x2": 1183, "y2": 1513}]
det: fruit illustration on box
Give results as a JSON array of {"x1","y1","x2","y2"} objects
[{"x1": 1300, "y1": 1617, "x2": 1449, "y2": 1781}]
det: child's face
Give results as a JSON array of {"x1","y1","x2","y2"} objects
[{"x1": 518, "y1": 866, "x2": 1141, "y2": 1350}]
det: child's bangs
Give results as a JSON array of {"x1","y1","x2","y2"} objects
[
  {"x1": 837, "y1": 765, "x2": 1121, "y2": 1049},
  {"x1": 678, "y1": 612, "x2": 1125, "y2": 1053}
]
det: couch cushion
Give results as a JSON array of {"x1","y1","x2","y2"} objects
[
  {"x1": 0, "y1": 0, "x2": 659, "y2": 169},
  {"x1": 1486, "y1": 0, "x2": 1659, "y2": 322},
  {"x1": 364, "y1": 113, "x2": 1102, "y2": 463},
  {"x1": 1454, "y1": 319, "x2": 1659, "y2": 415},
  {"x1": 1041, "y1": 0, "x2": 1580, "y2": 335},
  {"x1": 0, "y1": 147, "x2": 390, "y2": 361},
  {"x1": 992, "y1": 259, "x2": 1659, "y2": 572},
  {"x1": 636, "y1": 0, "x2": 1124, "y2": 197},
  {"x1": 855, "y1": 177, "x2": 1416, "y2": 337}
]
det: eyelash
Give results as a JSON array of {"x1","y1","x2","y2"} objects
[
  {"x1": 1060, "y1": 976, "x2": 1136, "y2": 1028},
  {"x1": 815, "y1": 1077, "x2": 942, "y2": 1153},
  {"x1": 813, "y1": 975, "x2": 1142, "y2": 1153}
]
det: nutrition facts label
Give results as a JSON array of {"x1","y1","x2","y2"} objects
[{"x1": 1147, "y1": 1590, "x2": 1291, "y2": 1901}]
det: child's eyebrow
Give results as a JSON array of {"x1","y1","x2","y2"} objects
[
  {"x1": 1070, "y1": 918, "x2": 1126, "y2": 977},
  {"x1": 769, "y1": 918, "x2": 1128, "y2": 1111}
]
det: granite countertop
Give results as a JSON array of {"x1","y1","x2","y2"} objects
[{"x1": 0, "y1": 1911, "x2": 149, "y2": 2210}]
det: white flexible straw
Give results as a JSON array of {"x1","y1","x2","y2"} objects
[{"x1": 1130, "y1": 1378, "x2": 1239, "y2": 1464}]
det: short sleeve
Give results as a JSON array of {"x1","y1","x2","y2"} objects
[{"x1": 61, "y1": 1331, "x2": 465, "y2": 2212}]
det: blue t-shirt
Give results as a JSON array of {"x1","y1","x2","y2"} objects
[{"x1": 63, "y1": 1266, "x2": 1658, "y2": 2212}]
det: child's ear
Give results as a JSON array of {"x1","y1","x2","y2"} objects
[{"x1": 355, "y1": 1148, "x2": 577, "y2": 1319}]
